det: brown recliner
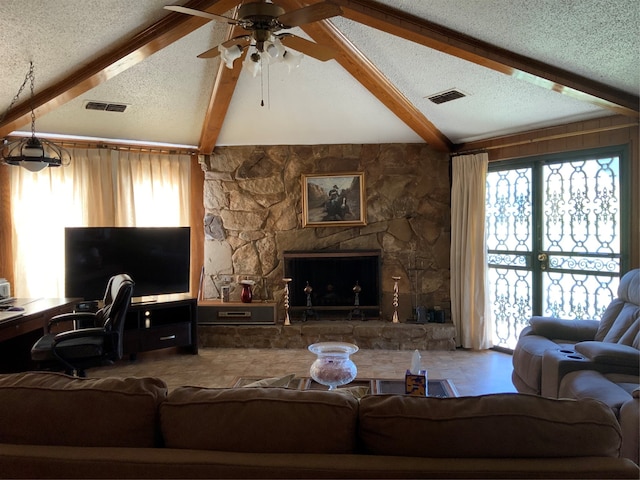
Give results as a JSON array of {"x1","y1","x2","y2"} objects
[{"x1": 511, "y1": 268, "x2": 639, "y2": 397}]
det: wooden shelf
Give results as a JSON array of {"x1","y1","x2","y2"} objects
[{"x1": 198, "y1": 300, "x2": 276, "y2": 325}]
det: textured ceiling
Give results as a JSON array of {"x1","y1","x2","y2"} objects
[{"x1": 0, "y1": 0, "x2": 638, "y2": 150}]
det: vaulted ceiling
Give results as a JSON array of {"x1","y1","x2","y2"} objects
[{"x1": 1, "y1": 0, "x2": 638, "y2": 154}]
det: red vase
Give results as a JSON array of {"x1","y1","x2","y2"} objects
[{"x1": 240, "y1": 283, "x2": 252, "y2": 303}]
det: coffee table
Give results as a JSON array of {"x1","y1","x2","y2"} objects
[{"x1": 232, "y1": 376, "x2": 458, "y2": 398}]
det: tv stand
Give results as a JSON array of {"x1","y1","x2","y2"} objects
[
  {"x1": 131, "y1": 296, "x2": 159, "y2": 305},
  {"x1": 123, "y1": 293, "x2": 197, "y2": 359}
]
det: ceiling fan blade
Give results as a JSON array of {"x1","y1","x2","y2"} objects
[
  {"x1": 277, "y1": 2, "x2": 342, "y2": 28},
  {"x1": 197, "y1": 46, "x2": 222, "y2": 59},
  {"x1": 221, "y1": 36, "x2": 251, "y2": 49},
  {"x1": 164, "y1": 5, "x2": 239, "y2": 24},
  {"x1": 279, "y1": 34, "x2": 335, "y2": 61}
]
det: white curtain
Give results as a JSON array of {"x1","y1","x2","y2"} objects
[
  {"x1": 9, "y1": 148, "x2": 190, "y2": 298},
  {"x1": 450, "y1": 153, "x2": 492, "y2": 349},
  {"x1": 114, "y1": 150, "x2": 191, "y2": 227}
]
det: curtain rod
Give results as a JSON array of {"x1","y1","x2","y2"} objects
[
  {"x1": 3, "y1": 134, "x2": 199, "y2": 155},
  {"x1": 455, "y1": 122, "x2": 638, "y2": 155},
  {"x1": 59, "y1": 141, "x2": 199, "y2": 156}
]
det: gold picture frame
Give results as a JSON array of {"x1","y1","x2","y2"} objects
[{"x1": 302, "y1": 172, "x2": 366, "y2": 227}]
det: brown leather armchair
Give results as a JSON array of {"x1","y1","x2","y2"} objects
[{"x1": 512, "y1": 268, "x2": 639, "y2": 397}]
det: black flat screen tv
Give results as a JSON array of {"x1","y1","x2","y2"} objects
[{"x1": 65, "y1": 227, "x2": 190, "y2": 302}]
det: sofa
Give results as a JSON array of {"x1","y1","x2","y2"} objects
[
  {"x1": 511, "y1": 268, "x2": 639, "y2": 464},
  {"x1": 512, "y1": 268, "x2": 639, "y2": 398},
  {"x1": 559, "y1": 370, "x2": 639, "y2": 465},
  {"x1": 0, "y1": 372, "x2": 637, "y2": 479}
]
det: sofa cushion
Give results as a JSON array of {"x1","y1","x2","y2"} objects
[
  {"x1": 595, "y1": 270, "x2": 640, "y2": 344},
  {"x1": 0, "y1": 372, "x2": 167, "y2": 448},
  {"x1": 239, "y1": 373, "x2": 296, "y2": 388},
  {"x1": 603, "y1": 373, "x2": 640, "y2": 397},
  {"x1": 618, "y1": 268, "x2": 640, "y2": 305},
  {"x1": 574, "y1": 341, "x2": 640, "y2": 368},
  {"x1": 358, "y1": 393, "x2": 622, "y2": 458},
  {"x1": 529, "y1": 317, "x2": 599, "y2": 342},
  {"x1": 619, "y1": 395, "x2": 640, "y2": 465},
  {"x1": 160, "y1": 386, "x2": 359, "y2": 453},
  {"x1": 617, "y1": 318, "x2": 639, "y2": 347},
  {"x1": 595, "y1": 298, "x2": 627, "y2": 341},
  {"x1": 559, "y1": 370, "x2": 632, "y2": 415},
  {"x1": 601, "y1": 304, "x2": 639, "y2": 344}
]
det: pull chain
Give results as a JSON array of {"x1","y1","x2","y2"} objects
[
  {"x1": 29, "y1": 63, "x2": 36, "y2": 137},
  {"x1": 260, "y1": 55, "x2": 265, "y2": 107},
  {"x1": 0, "y1": 61, "x2": 34, "y2": 126}
]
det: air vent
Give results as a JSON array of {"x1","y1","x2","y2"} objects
[
  {"x1": 84, "y1": 101, "x2": 128, "y2": 113},
  {"x1": 427, "y1": 89, "x2": 466, "y2": 105},
  {"x1": 105, "y1": 103, "x2": 127, "y2": 113}
]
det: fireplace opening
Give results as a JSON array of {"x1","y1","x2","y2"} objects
[{"x1": 283, "y1": 250, "x2": 381, "y2": 321}]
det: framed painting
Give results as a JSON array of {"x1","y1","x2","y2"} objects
[{"x1": 301, "y1": 172, "x2": 366, "y2": 227}]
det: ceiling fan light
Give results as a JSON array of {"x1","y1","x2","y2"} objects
[
  {"x1": 244, "y1": 51, "x2": 262, "y2": 77},
  {"x1": 265, "y1": 38, "x2": 285, "y2": 63},
  {"x1": 266, "y1": 43, "x2": 279, "y2": 59},
  {"x1": 219, "y1": 44, "x2": 243, "y2": 69},
  {"x1": 283, "y1": 50, "x2": 303, "y2": 72}
]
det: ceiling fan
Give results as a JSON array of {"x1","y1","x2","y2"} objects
[{"x1": 164, "y1": 1, "x2": 342, "y2": 74}]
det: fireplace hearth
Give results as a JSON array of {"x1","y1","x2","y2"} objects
[{"x1": 283, "y1": 250, "x2": 381, "y2": 321}]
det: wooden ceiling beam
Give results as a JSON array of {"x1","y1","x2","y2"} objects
[
  {"x1": 331, "y1": 0, "x2": 639, "y2": 118},
  {"x1": 279, "y1": 0, "x2": 453, "y2": 152},
  {"x1": 0, "y1": 0, "x2": 242, "y2": 138},
  {"x1": 199, "y1": 20, "x2": 246, "y2": 154}
]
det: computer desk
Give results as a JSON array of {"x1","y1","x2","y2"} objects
[{"x1": 0, "y1": 297, "x2": 81, "y2": 372}]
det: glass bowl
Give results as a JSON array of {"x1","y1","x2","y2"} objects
[{"x1": 308, "y1": 342, "x2": 359, "y2": 390}]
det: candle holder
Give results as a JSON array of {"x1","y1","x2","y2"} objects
[
  {"x1": 302, "y1": 281, "x2": 317, "y2": 321},
  {"x1": 348, "y1": 281, "x2": 364, "y2": 320},
  {"x1": 392, "y1": 276, "x2": 401, "y2": 323},
  {"x1": 283, "y1": 278, "x2": 292, "y2": 326}
]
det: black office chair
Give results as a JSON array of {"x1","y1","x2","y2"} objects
[{"x1": 31, "y1": 273, "x2": 134, "y2": 377}]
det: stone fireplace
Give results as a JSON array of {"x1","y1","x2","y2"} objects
[
  {"x1": 199, "y1": 143, "x2": 453, "y2": 345},
  {"x1": 284, "y1": 250, "x2": 381, "y2": 321}
]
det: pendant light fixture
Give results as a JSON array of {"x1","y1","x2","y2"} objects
[{"x1": 1, "y1": 62, "x2": 71, "y2": 172}]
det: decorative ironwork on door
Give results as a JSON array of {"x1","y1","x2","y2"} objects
[{"x1": 486, "y1": 148, "x2": 627, "y2": 350}]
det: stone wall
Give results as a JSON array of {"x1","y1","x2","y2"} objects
[
  {"x1": 200, "y1": 144, "x2": 451, "y2": 324},
  {"x1": 199, "y1": 321, "x2": 456, "y2": 350}
]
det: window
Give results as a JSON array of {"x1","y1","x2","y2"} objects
[{"x1": 9, "y1": 148, "x2": 191, "y2": 297}]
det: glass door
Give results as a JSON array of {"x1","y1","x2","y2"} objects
[{"x1": 485, "y1": 146, "x2": 628, "y2": 350}]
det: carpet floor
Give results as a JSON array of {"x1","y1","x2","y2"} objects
[{"x1": 90, "y1": 347, "x2": 517, "y2": 396}]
